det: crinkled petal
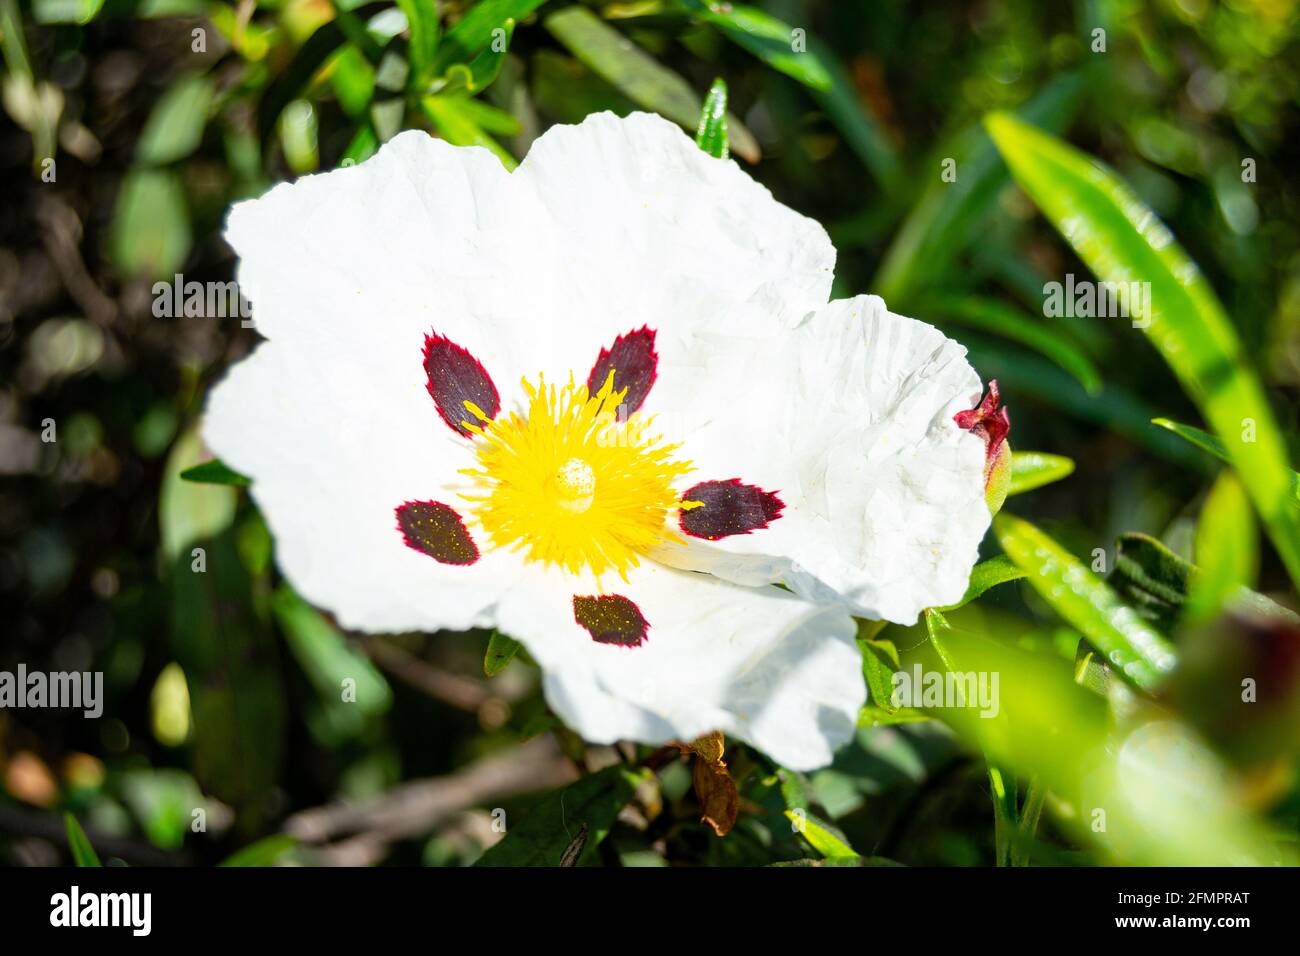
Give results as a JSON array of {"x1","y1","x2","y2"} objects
[
  {"x1": 651, "y1": 295, "x2": 990, "y2": 624},
  {"x1": 204, "y1": 342, "x2": 518, "y2": 633},
  {"x1": 496, "y1": 562, "x2": 864, "y2": 771}
]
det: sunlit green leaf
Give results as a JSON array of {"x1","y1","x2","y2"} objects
[
  {"x1": 543, "y1": 5, "x2": 759, "y2": 162},
  {"x1": 1153, "y1": 417, "x2": 1300, "y2": 504},
  {"x1": 434, "y1": 0, "x2": 548, "y2": 73},
  {"x1": 783, "y1": 809, "x2": 859, "y2": 859},
  {"x1": 987, "y1": 112, "x2": 1300, "y2": 590},
  {"x1": 396, "y1": 0, "x2": 440, "y2": 87},
  {"x1": 941, "y1": 555, "x2": 1027, "y2": 610},
  {"x1": 422, "y1": 95, "x2": 517, "y2": 168},
  {"x1": 694, "y1": 77, "x2": 728, "y2": 159},
  {"x1": 1185, "y1": 471, "x2": 1257, "y2": 626},
  {"x1": 679, "y1": 0, "x2": 831, "y2": 91},
  {"x1": 33, "y1": 0, "x2": 104, "y2": 24},
  {"x1": 994, "y1": 513, "x2": 1177, "y2": 690},
  {"x1": 1008, "y1": 451, "x2": 1076, "y2": 496}
]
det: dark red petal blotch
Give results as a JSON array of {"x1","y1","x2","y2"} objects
[
  {"x1": 679, "y1": 479, "x2": 784, "y2": 541},
  {"x1": 573, "y1": 594, "x2": 649, "y2": 648},
  {"x1": 423, "y1": 332, "x2": 501, "y2": 438},
  {"x1": 396, "y1": 500, "x2": 479, "y2": 565},
  {"x1": 587, "y1": 326, "x2": 658, "y2": 415}
]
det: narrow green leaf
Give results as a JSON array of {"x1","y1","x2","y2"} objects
[
  {"x1": 64, "y1": 813, "x2": 101, "y2": 867},
  {"x1": 434, "y1": 0, "x2": 549, "y2": 73},
  {"x1": 986, "y1": 112, "x2": 1300, "y2": 589},
  {"x1": 783, "y1": 809, "x2": 859, "y2": 859},
  {"x1": 396, "y1": 0, "x2": 440, "y2": 87},
  {"x1": 994, "y1": 513, "x2": 1177, "y2": 690},
  {"x1": 440, "y1": 17, "x2": 516, "y2": 93},
  {"x1": 1153, "y1": 417, "x2": 1300, "y2": 504},
  {"x1": 1108, "y1": 532, "x2": 1191, "y2": 633},
  {"x1": 179, "y1": 459, "x2": 251, "y2": 487},
  {"x1": 859, "y1": 638, "x2": 898, "y2": 713},
  {"x1": 875, "y1": 72, "x2": 1083, "y2": 303},
  {"x1": 923, "y1": 294, "x2": 1101, "y2": 393},
  {"x1": 136, "y1": 73, "x2": 214, "y2": 165},
  {"x1": 484, "y1": 630, "x2": 521, "y2": 677},
  {"x1": 272, "y1": 586, "x2": 391, "y2": 720},
  {"x1": 257, "y1": 21, "x2": 349, "y2": 144},
  {"x1": 694, "y1": 77, "x2": 728, "y2": 159},
  {"x1": 941, "y1": 555, "x2": 1027, "y2": 611},
  {"x1": 1185, "y1": 471, "x2": 1257, "y2": 626},
  {"x1": 543, "y1": 6, "x2": 759, "y2": 162},
  {"x1": 218, "y1": 834, "x2": 297, "y2": 867},
  {"x1": 421, "y1": 95, "x2": 517, "y2": 169},
  {"x1": 679, "y1": 0, "x2": 832, "y2": 91},
  {"x1": 1008, "y1": 451, "x2": 1076, "y2": 496},
  {"x1": 474, "y1": 765, "x2": 645, "y2": 866}
]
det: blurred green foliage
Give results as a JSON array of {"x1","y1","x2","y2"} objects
[{"x1": 3, "y1": 0, "x2": 1300, "y2": 867}]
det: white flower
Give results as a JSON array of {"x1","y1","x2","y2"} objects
[{"x1": 203, "y1": 112, "x2": 994, "y2": 771}]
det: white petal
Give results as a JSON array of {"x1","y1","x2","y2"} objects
[
  {"x1": 204, "y1": 341, "x2": 517, "y2": 633},
  {"x1": 496, "y1": 562, "x2": 864, "y2": 771},
  {"x1": 508, "y1": 111, "x2": 837, "y2": 394},
  {"x1": 652, "y1": 295, "x2": 991, "y2": 625}
]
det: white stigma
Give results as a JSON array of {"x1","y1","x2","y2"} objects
[{"x1": 555, "y1": 457, "x2": 596, "y2": 513}]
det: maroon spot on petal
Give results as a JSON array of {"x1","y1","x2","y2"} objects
[
  {"x1": 954, "y1": 379, "x2": 1011, "y2": 462},
  {"x1": 573, "y1": 594, "x2": 649, "y2": 648},
  {"x1": 679, "y1": 479, "x2": 785, "y2": 541},
  {"x1": 587, "y1": 326, "x2": 658, "y2": 415},
  {"x1": 423, "y1": 332, "x2": 501, "y2": 438},
  {"x1": 396, "y1": 500, "x2": 479, "y2": 565}
]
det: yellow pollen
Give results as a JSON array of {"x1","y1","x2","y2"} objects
[{"x1": 459, "y1": 371, "x2": 693, "y2": 580}]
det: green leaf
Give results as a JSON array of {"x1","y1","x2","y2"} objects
[
  {"x1": 434, "y1": 0, "x2": 549, "y2": 73},
  {"x1": 33, "y1": 0, "x2": 104, "y2": 25},
  {"x1": 859, "y1": 637, "x2": 898, "y2": 713},
  {"x1": 484, "y1": 630, "x2": 521, "y2": 677},
  {"x1": 272, "y1": 586, "x2": 391, "y2": 729},
  {"x1": 257, "y1": 21, "x2": 350, "y2": 144},
  {"x1": 994, "y1": 513, "x2": 1177, "y2": 690},
  {"x1": 543, "y1": 6, "x2": 759, "y2": 163},
  {"x1": 783, "y1": 809, "x2": 859, "y2": 859},
  {"x1": 179, "y1": 459, "x2": 251, "y2": 487},
  {"x1": 1008, "y1": 451, "x2": 1076, "y2": 496},
  {"x1": 1108, "y1": 532, "x2": 1191, "y2": 633},
  {"x1": 218, "y1": 834, "x2": 298, "y2": 867},
  {"x1": 1185, "y1": 471, "x2": 1257, "y2": 626},
  {"x1": 923, "y1": 294, "x2": 1101, "y2": 393},
  {"x1": 941, "y1": 555, "x2": 1027, "y2": 611},
  {"x1": 136, "y1": 73, "x2": 214, "y2": 165},
  {"x1": 396, "y1": 0, "x2": 440, "y2": 88},
  {"x1": 679, "y1": 1, "x2": 831, "y2": 91},
  {"x1": 421, "y1": 95, "x2": 517, "y2": 169},
  {"x1": 1153, "y1": 418, "x2": 1300, "y2": 504},
  {"x1": 875, "y1": 72, "x2": 1083, "y2": 304},
  {"x1": 64, "y1": 813, "x2": 101, "y2": 867},
  {"x1": 160, "y1": 431, "x2": 239, "y2": 564},
  {"x1": 474, "y1": 765, "x2": 646, "y2": 866},
  {"x1": 986, "y1": 112, "x2": 1300, "y2": 590},
  {"x1": 109, "y1": 168, "x2": 191, "y2": 279},
  {"x1": 694, "y1": 77, "x2": 728, "y2": 160}
]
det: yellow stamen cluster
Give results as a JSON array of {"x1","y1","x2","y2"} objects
[{"x1": 460, "y1": 372, "x2": 694, "y2": 580}]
